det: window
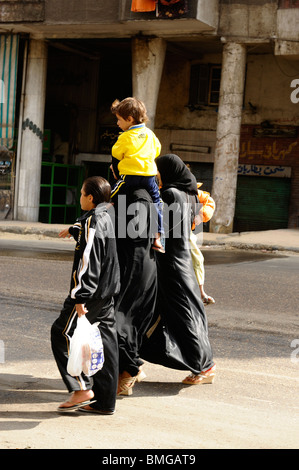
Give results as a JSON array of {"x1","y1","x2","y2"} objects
[
  {"x1": 208, "y1": 66, "x2": 221, "y2": 105},
  {"x1": 189, "y1": 64, "x2": 221, "y2": 107}
]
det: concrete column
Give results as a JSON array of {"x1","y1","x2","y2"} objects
[
  {"x1": 210, "y1": 42, "x2": 246, "y2": 234},
  {"x1": 132, "y1": 37, "x2": 166, "y2": 129},
  {"x1": 17, "y1": 39, "x2": 47, "y2": 221}
]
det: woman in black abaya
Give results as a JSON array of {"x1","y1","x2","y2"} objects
[
  {"x1": 141, "y1": 154, "x2": 215, "y2": 384},
  {"x1": 113, "y1": 187, "x2": 157, "y2": 395}
]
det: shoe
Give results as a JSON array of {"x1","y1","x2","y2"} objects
[
  {"x1": 182, "y1": 364, "x2": 216, "y2": 385},
  {"x1": 117, "y1": 374, "x2": 137, "y2": 396},
  {"x1": 78, "y1": 406, "x2": 115, "y2": 415},
  {"x1": 136, "y1": 368, "x2": 147, "y2": 383}
]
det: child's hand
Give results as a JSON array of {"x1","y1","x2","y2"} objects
[
  {"x1": 76, "y1": 303, "x2": 88, "y2": 317},
  {"x1": 59, "y1": 228, "x2": 71, "y2": 238},
  {"x1": 110, "y1": 164, "x2": 118, "y2": 180}
]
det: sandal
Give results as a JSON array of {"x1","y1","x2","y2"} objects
[
  {"x1": 182, "y1": 364, "x2": 216, "y2": 385},
  {"x1": 136, "y1": 368, "x2": 147, "y2": 383},
  {"x1": 57, "y1": 399, "x2": 96, "y2": 412},
  {"x1": 117, "y1": 374, "x2": 137, "y2": 396},
  {"x1": 203, "y1": 295, "x2": 215, "y2": 305}
]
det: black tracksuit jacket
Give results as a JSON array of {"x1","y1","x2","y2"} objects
[{"x1": 68, "y1": 204, "x2": 120, "y2": 304}]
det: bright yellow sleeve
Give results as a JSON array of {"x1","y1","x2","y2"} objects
[{"x1": 111, "y1": 133, "x2": 126, "y2": 161}]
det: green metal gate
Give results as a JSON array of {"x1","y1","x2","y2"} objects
[
  {"x1": 233, "y1": 175, "x2": 291, "y2": 232},
  {"x1": 39, "y1": 162, "x2": 84, "y2": 224}
]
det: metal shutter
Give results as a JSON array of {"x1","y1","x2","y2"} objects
[{"x1": 233, "y1": 175, "x2": 291, "y2": 232}]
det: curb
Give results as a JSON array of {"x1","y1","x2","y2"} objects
[
  {"x1": 1, "y1": 225, "x2": 298, "y2": 253},
  {"x1": 0, "y1": 224, "x2": 66, "y2": 238},
  {"x1": 0, "y1": 227, "x2": 61, "y2": 238},
  {"x1": 202, "y1": 240, "x2": 299, "y2": 253}
]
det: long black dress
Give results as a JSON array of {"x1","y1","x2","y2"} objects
[
  {"x1": 113, "y1": 188, "x2": 157, "y2": 377},
  {"x1": 141, "y1": 169, "x2": 214, "y2": 374}
]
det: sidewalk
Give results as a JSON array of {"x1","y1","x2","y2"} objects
[
  {"x1": 202, "y1": 227, "x2": 299, "y2": 253},
  {"x1": 0, "y1": 220, "x2": 298, "y2": 253}
]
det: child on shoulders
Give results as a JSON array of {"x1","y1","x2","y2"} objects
[{"x1": 110, "y1": 97, "x2": 164, "y2": 253}]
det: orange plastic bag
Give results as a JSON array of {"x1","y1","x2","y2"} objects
[{"x1": 192, "y1": 183, "x2": 216, "y2": 229}]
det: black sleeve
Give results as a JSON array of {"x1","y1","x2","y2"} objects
[
  {"x1": 68, "y1": 222, "x2": 81, "y2": 241},
  {"x1": 70, "y1": 219, "x2": 104, "y2": 303}
]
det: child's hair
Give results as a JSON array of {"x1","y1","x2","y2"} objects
[
  {"x1": 111, "y1": 97, "x2": 149, "y2": 124},
  {"x1": 83, "y1": 176, "x2": 111, "y2": 205}
]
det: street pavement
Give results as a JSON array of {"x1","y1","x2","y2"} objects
[{"x1": 0, "y1": 221, "x2": 298, "y2": 451}]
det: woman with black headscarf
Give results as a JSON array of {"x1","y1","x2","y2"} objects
[{"x1": 141, "y1": 154, "x2": 215, "y2": 384}]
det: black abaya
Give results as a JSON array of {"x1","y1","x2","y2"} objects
[
  {"x1": 141, "y1": 159, "x2": 214, "y2": 374},
  {"x1": 114, "y1": 188, "x2": 157, "y2": 377}
]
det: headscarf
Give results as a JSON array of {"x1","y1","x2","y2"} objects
[{"x1": 155, "y1": 154, "x2": 198, "y2": 195}]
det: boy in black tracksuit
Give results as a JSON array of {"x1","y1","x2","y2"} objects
[{"x1": 51, "y1": 176, "x2": 120, "y2": 414}]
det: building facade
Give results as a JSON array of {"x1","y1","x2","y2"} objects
[{"x1": 0, "y1": 0, "x2": 298, "y2": 232}]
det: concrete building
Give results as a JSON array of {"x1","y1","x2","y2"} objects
[{"x1": 0, "y1": 0, "x2": 298, "y2": 232}]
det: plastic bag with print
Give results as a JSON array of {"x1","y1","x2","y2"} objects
[{"x1": 67, "y1": 315, "x2": 104, "y2": 377}]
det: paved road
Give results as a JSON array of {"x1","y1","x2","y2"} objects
[{"x1": 0, "y1": 239, "x2": 298, "y2": 450}]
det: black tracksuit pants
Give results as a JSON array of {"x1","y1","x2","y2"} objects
[{"x1": 51, "y1": 295, "x2": 118, "y2": 413}]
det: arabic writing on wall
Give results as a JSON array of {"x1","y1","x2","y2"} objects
[
  {"x1": 239, "y1": 141, "x2": 297, "y2": 161},
  {"x1": 99, "y1": 127, "x2": 119, "y2": 154},
  {"x1": 238, "y1": 164, "x2": 291, "y2": 178}
]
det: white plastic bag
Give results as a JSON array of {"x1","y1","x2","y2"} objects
[{"x1": 67, "y1": 315, "x2": 104, "y2": 377}]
